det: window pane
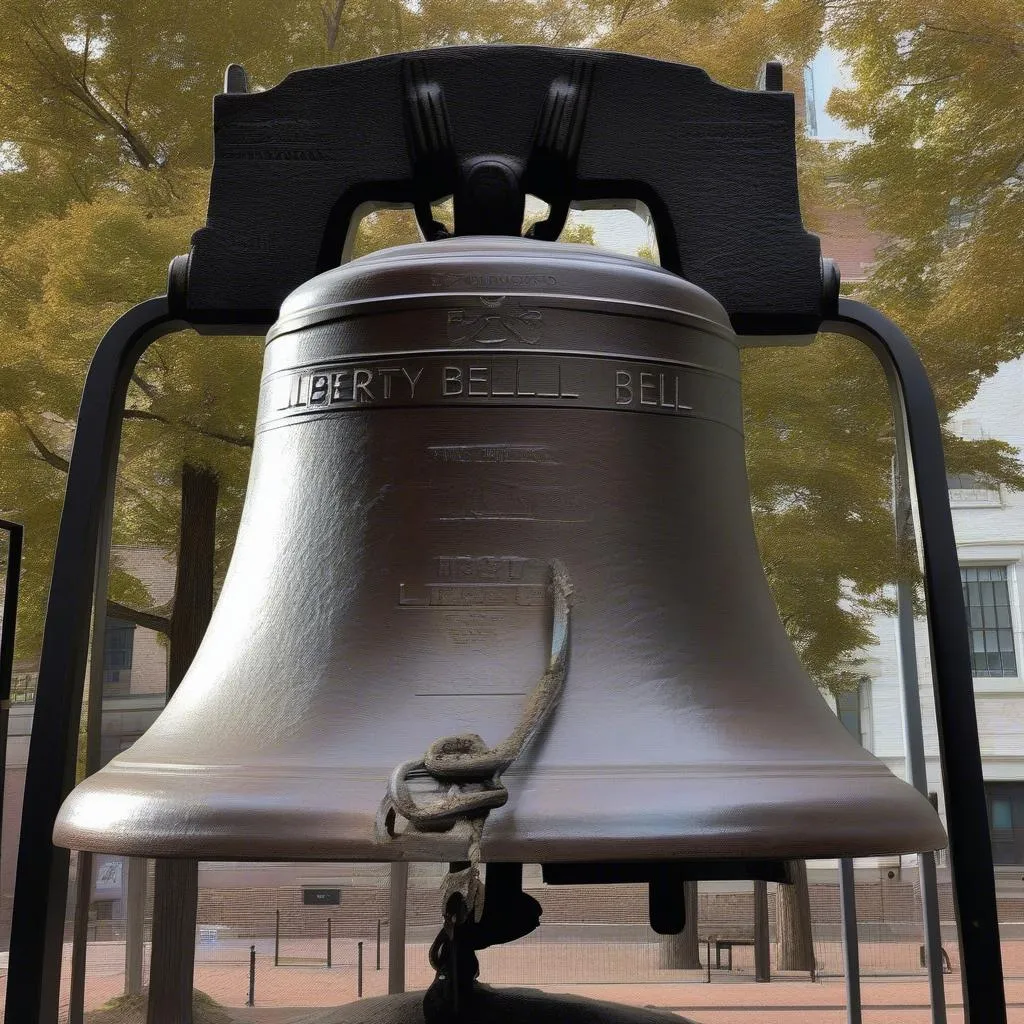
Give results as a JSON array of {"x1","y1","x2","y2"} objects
[
  {"x1": 962, "y1": 565, "x2": 1017, "y2": 678},
  {"x1": 992, "y1": 799, "x2": 1013, "y2": 830}
]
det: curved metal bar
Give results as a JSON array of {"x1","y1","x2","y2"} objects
[
  {"x1": 824, "y1": 298, "x2": 1005, "y2": 1024},
  {"x1": 5, "y1": 298, "x2": 186, "y2": 1023}
]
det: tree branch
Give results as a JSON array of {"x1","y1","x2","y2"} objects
[
  {"x1": 23, "y1": 13, "x2": 159, "y2": 169},
  {"x1": 322, "y1": 0, "x2": 347, "y2": 50},
  {"x1": 107, "y1": 600, "x2": 171, "y2": 635},
  {"x1": 19, "y1": 417, "x2": 70, "y2": 472},
  {"x1": 123, "y1": 408, "x2": 253, "y2": 448}
]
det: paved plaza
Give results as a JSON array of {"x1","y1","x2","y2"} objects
[{"x1": 3, "y1": 939, "x2": 1021, "y2": 1024}]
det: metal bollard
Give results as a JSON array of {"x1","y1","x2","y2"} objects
[
  {"x1": 358, "y1": 940, "x2": 364, "y2": 997},
  {"x1": 248, "y1": 944, "x2": 256, "y2": 1006},
  {"x1": 327, "y1": 918, "x2": 332, "y2": 968},
  {"x1": 274, "y1": 908, "x2": 280, "y2": 967},
  {"x1": 376, "y1": 919, "x2": 381, "y2": 970}
]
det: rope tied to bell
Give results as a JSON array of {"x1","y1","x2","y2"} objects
[{"x1": 377, "y1": 559, "x2": 574, "y2": 920}]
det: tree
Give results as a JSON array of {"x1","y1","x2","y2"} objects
[
  {"x1": 659, "y1": 881, "x2": 700, "y2": 969},
  {"x1": 826, "y1": 0, "x2": 1023, "y2": 441}
]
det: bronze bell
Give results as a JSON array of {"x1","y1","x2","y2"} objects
[{"x1": 54, "y1": 237, "x2": 945, "y2": 865}]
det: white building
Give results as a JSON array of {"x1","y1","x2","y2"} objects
[{"x1": 856, "y1": 357, "x2": 1024, "y2": 874}]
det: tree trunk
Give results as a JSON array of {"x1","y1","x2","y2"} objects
[
  {"x1": 166, "y1": 464, "x2": 218, "y2": 693},
  {"x1": 147, "y1": 463, "x2": 218, "y2": 1024},
  {"x1": 659, "y1": 881, "x2": 700, "y2": 968},
  {"x1": 776, "y1": 860, "x2": 815, "y2": 972}
]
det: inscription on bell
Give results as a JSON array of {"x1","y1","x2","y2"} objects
[
  {"x1": 259, "y1": 353, "x2": 739, "y2": 430},
  {"x1": 441, "y1": 362, "x2": 578, "y2": 400},
  {"x1": 282, "y1": 366, "x2": 424, "y2": 408},
  {"x1": 614, "y1": 370, "x2": 693, "y2": 412}
]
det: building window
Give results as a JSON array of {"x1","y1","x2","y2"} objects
[
  {"x1": 986, "y1": 783, "x2": 1024, "y2": 864},
  {"x1": 948, "y1": 473, "x2": 984, "y2": 490},
  {"x1": 961, "y1": 567, "x2": 1017, "y2": 677},
  {"x1": 947, "y1": 473, "x2": 1001, "y2": 507},
  {"x1": 102, "y1": 618, "x2": 136, "y2": 697},
  {"x1": 835, "y1": 687, "x2": 862, "y2": 744}
]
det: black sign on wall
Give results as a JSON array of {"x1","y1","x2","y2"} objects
[{"x1": 302, "y1": 887, "x2": 341, "y2": 906}]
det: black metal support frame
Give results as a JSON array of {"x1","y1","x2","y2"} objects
[
  {"x1": 5, "y1": 300, "x2": 194, "y2": 1023},
  {"x1": 825, "y1": 300, "x2": 1005, "y2": 1023},
  {"x1": 0, "y1": 517, "x2": 23, "y2": 851},
  {"x1": 5, "y1": 294, "x2": 1005, "y2": 1023}
]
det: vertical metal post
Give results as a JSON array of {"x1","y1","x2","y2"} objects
[
  {"x1": 357, "y1": 941, "x2": 364, "y2": 998},
  {"x1": 388, "y1": 862, "x2": 408, "y2": 994},
  {"x1": 5, "y1": 300, "x2": 186, "y2": 1024},
  {"x1": 753, "y1": 880, "x2": 770, "y2": 982},
  {"x1": 892, "y1": 457, "x2": 949, "y2": 1024},
  {"x1": 275, "y1": 909, "x2": 280, "y2": 966},
  {"x1": 0, "y1": 520, "x2": 22, "y2": 832},
  {"x1": 828, "y1": 300, "x2": 1005, "y2": 1023},
  {"x1": 70, "y1": 494, "x2": 119, "y2": 1024},
  {"x1": 124, "y1": 858, "x2": 147, "y2": 996},
  {"x1": 839, "y1": 859, "x2": 862, "y2": 1024},
  {"x1": 376, "y1": 919, "x2": 381, "y2": 970},
  {"x1": 327, "y1": 918, "x2": 332, "y2": 968},
  {"x1": 247, "y1": 945, "x2": 256, "y2": 1006}
]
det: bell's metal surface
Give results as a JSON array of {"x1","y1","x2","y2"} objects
[{"x1": 53, "y1": 237, "x2": 945, "y2": 863}]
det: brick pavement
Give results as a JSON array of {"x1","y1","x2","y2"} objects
[{"x1": 4, "y1": 942, "x2": 1022, "y2": 1023}]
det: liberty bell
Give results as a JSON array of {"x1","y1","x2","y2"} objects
[{"x1": 45, "y1": 47, "x2": 950, "y2": 1024}]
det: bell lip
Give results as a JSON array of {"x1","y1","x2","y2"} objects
[
  {"x1": 54, "y1": 763, "x2": 947, "y2": 864},
  {"x1": 267, "y1": 237, "x2": 733, "y2": 344}
]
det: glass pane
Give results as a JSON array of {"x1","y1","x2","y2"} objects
[
  {"x1": 981, "y1": 581, "x2": 995, "y2": 605},
  {"x1": 979, "y1": 567, "x2": 992, "y2": 581},
  {"x1": 995, "y1": 581, "x2": 1011, "y2": 606},
  {"x1": 961, "y1": 567, "x2": 977, "y2": 582},
  {"x1": 993, "y1": 566, "x2": 1008, "y2": 580},
  {"x1": 998, "y1": 629, "x2": 1014, "y2": 652},
  {"x1": 997, "y1": 606, "x2": 1011, "y2": 628},
  {"x1": 1005, "y1": 652, "x2": 1019, "y2": 676},
  {"x1": 993, "y1": 799, "x2": 1013, "y2": 828},
  {"x1": 983, "y1": 605, "x2": 997, "y2": 627},
  {"x1": 974, "y1": 631, "x2": 986, "y2": 652},
  {"x1": 992, "y1": 799, "x2": 1013, "y2": 830},
  {"x1": 968, "y1": 582, "x2": 982, "y2": 604},
  {"x1": 988, "y1": 652, "x2": 1003, "y2": 672}
]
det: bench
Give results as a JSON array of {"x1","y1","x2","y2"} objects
[{"x1": 702, "y1": 931, "x2": 755, "y2": 970}]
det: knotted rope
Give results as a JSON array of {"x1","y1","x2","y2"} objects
[{"x1": 377, "y1": 560, "x2": 573, "y2": 920}]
